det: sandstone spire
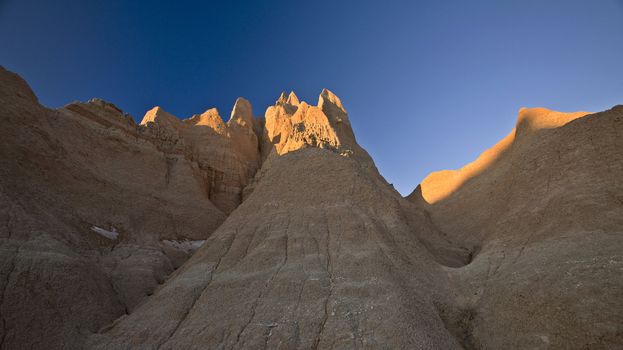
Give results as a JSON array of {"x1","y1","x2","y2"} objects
[
  {"x1": 140, "y1": 106, "x2": 180, "y2": 126},
  {"x1": 276, "y1": 91, "x2": 287, "y2": 104},
  {"x1": 318, "y1": 88, "x2": 347, "y2": 119},
  {"x1": 286, "y1": 91, "x2": 300, "y2": 106},
  {"x1": 228, "y1": 97, "x2": 254, "y2": 128},
  {"x1": 185, "y1": 108, "x2": 226, "y2": 134}
]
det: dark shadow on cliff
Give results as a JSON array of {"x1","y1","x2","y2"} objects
[{"x1": 404, "y1": 108, "x2": 604, "y2": 267}]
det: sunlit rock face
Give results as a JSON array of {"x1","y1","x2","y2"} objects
[
  {"x1": 0, "y1": 66, "x2": 230, "y2": 349},
  {"x1": 263, "y1": 90, "x2": 345, "y2": 156},
  {"x1": 139, "y1": 99, "x2": 260, "y2": 214},
  {"x1": 409, "y1": 106, "x2": 623, "y2": 349},
  {"x1": 262, "y1": 89, "x2": 377, "y2": 171},
  {"x1": 414, "y1": 107, "x2": 591, "y2": 205},
  {"x1": 1, "y1": 65, "x2": 622, "y2": 350}
]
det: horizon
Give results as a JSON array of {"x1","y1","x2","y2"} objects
[{"x1": 2, "y1": 0, "x2": 622, "y2": 195}]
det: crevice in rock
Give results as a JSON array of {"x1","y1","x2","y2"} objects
[
  {"x1": 4, "y1": 204, "x2": 13, "y2": 240},
  {"x1": 464, "y1": 245, "x2": 481, "y2": 265},
  {"x1": 434, "y1": 301, "x2": 479, "y2": 350},
  {"x1": 0, "y1": 245, "x2": 20, "y2": 349},
  {"x1": 234, "y1": 230, "x2": 289, "y2": 348},
  {"x1": 164, "y1": 157, "x2": 176, "y2": 186},
  {"x1": 313, "y1": 213, "x2": 335, "y2": 350},
  {"x1": 106, "y1": 274, "x2": 129, "y2": 317},
  {"x1": 261, "y1": 323, "x2": 278, "y2": 350},
  {"x1": 155, "y1": 230, "x2": 238, "y2": 349},
  {"x1": 414, "y1": 208, "x2": 481, "y2": 268}
]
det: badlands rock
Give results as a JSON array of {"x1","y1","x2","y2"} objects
[
  {"x1": 409, "y1": 106, "x2": 623, "y2": 348},
  {"x1": 1, "y1": 65, "x2": 622, "y2": 349},
  {"x1": 0, "y1": 66, "x2": 243, "y2": 349},
  {"x1": 139, "y1": 100, "x2": 260, "y2": 214},
  {"x1": 262, "y1": 89, "x2": 376, "y2": 168},
  {"x1": 412, "y1": 108, "x2": 591, "y2": 205},
  {"x1": 286, "y1": 91, "x2": 300, "y2": 106},
  {"x1": 91, "y1": 99, "x2": 623, "y2": 349},
  {"x1": 89, "y1": 147, "x2": 462, "y2": 350}
]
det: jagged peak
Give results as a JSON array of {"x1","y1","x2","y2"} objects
[
  {"x1": 203, "y1": 107, "x2": 221, "y2": 117},
  {"x1": 186, "y1": 108, "x2": 225, "y2": 128},
  {"x1": 140, "y1": 106, "x2": 179, "y2": 126},
  {"x1": 287, "y1": 91, "x2": 300, "y2": 106},
  {"x1": 276, "y1": 92, "x2": 288, "y2": 104},
  {"x1": 318, "y1": 88, "x2": 344, "y2": 109},
  {"x1": 268, "y1": 91, "x2": 298, "y2": 115},
  {"x1": 228, "y1": 97, "x2": 254, "y2": 127},
  {"x1": 318, "y1": 88, "x2": 348, "y2": 123}
]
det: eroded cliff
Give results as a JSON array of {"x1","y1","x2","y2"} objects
[{"x1": 1, "y1": 66, "x2": 621, "y2": 349}]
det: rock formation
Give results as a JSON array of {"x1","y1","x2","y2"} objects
[
  {"x1": 0, "y1": 66, "x2": 241, "y2": 349},
  {"x1": 407, "y1": 106, "x2": 623, "y2": 348},
  {"x1": 139, "y1": 98, "x2": 260, "y2": 214},
  {"x1": 0, "y1": 65, "x2": 621, "y2": 349}
]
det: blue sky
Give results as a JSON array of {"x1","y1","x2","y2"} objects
[{"x1": 1, "y1": 0, "x2": 622, "y2": 195}]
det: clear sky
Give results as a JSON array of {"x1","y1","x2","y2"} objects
[{"x1": 1, "y1": 0, "x2": 622, "y2": 195}]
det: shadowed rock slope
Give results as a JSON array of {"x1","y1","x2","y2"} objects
[
  {"x1": 0, "y1": 66, "x2": 258, "y2": 349},
  {"x1": 409, "y1": 106, "x2": 623, "y2": 349},
  {"x1": 1, "y1": 65, "x2": 622, "y2": 349},
  {"x1": 88, "y1": 90, "x2": 465, "y2": 349},
  {"x1": 90, "y1": 147, "x2": 465, "y2": 349}
]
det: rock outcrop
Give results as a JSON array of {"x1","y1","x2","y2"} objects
[
  {"x1": 139, "y1": 99, "x2": 260, "y2": 214},
  {"x1": 408, "y1": 106, "x2": 623, "y2": 348},
  {"x1": 1, "y1": 65, "x2": 621, "y2": 349},
  {"x1": 411, "y1": 108, "x2": 591, "y2": 205},
  {"x1": 0, "y1": 66, "x2": 251, "y2": 349}
]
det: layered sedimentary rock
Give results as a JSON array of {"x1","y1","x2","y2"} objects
[
  {"x1": 139, "y1": 98, "x2": 260, "y2": 214},
  {"x1": 411, "y1": 108, "x2": 591, "y2": 205},
  {"x1": 262, "y1": 89, "x2": 370, "y2": 163},
  {"x1": 88, "y1": 105, "x2": 463, "y2": 349},
  {"x1": 1, "y1": 65, "x2": 622, "y2": 349},
  {"x1": 408, "y1": 106, "x2": 623, "y2": 348},
  {"x1": 0, "y1": 66, "x2": 256, "y2": 349},
  {"x1": 89, "y1": 101, "x2": 623, "y2": 349}
]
